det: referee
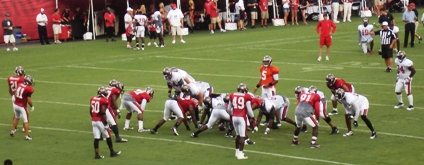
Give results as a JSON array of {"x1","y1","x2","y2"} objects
[
  {"x1": 368, "y1": 21, "x2": 396, "y2": 73},
  {"x1": 402, "y1": 3, "x2": 417, "y2": 48}
]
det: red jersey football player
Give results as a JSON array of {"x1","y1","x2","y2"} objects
[
  {"x1": 7, "y1": 66, "x2": 28, "y2": 132},
  {"x1": 292, "y1": 86, "x2": 321, "y2": 148},
  {"x1": 316, "y1": 13, "x2": 337, "y2": 61},
  {"x1": 228, "y1": 83, "x2": 255, "y2": 159},
  {"x1": 121, "y1": 87, "x2": 154, "y2": 132},
  {"x1": 10, "y1": 75, "x2": 34, "y2": 140},
  {"x1": 253, "y1": 55, "x2": 279, "y2": 98},
  {"x1": 176, "y1": 97, "x2": 199, "y2": 130},
  {"x1": 90, "y1": 86, "x2": 121, "y2": 159},
  {"x1": 106, "y1": 80, "x2": 127, "y2": 142},
  {"x1": 326, "y1": 74, "x2": 355, "y2": 115}
]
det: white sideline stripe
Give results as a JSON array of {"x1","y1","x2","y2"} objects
[
  {"x1": 0, "y1": 123, "x2": 352, "y2": 165},
  {"x1": 66, "y1": 65, "x2": 424, "y2": 89}
]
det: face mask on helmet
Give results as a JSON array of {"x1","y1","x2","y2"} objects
[
  {"x1": 237, "y1": 83, "x2": 248, "y2": 93},
  {"x1": 294, "y1": 86, "x2": 302, "y2": 97},
  {"x1": 335, "y1": 88, "x2": 345, "y2": 100},
  {"x1": 146, "y1": 87, "x2": 154, "y2": 98},
  {"x1": 98, "y1": 86, "x2": 108, "y2": 97},
  {"x1": 181, "y1": 84, "x2": 190, "y2": 94},
  {"x1": 15, "y1": 66, "x2": 25, "y2": 76},
  {"x1": 109, "y1": 79, "x2": 119, "y2": 87},
  {"x1": 163, "y1": 67, "x2": 172, "y2": 80},
  {"x1": 326, "y1": 74, "x2": 336, "y2": 85},
  {"x1": 24, "y1": 75, "x2": 34, "y2": 86},
  {"x1": 203, "y1": 97, "x2": 211, "y2": 108},
  {"x1": 396, "y1": 51, "x2": 406, "y2": 61},
  {"x1": 309, "y1": 85, "x2": 317, "y2": 93},
  {"x1": 262, "y1": 55, "x2": 272, "y2": 67}
]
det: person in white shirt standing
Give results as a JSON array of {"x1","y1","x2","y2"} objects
[
  {"x1": 2, "y1": 14, "x2": 18, "y2": 51},
  {"x1": 167, "y1": 4, "x2": 186, "y2": 44},
  {"x1": 36, "y1": 8, "x2": 50, "y2": 45},
  {"x1": 124, "y1": 8, "x2": 134, "y2": 48},
  {"x1": 342, "y1": 0, "x2": 352, "y2": 22},
  {"x1": 133, "y1": 10, "x2": 147, "y2": 50},
  {"x1": 393, "y1": 51, "x2": 416, "y2": 111}
]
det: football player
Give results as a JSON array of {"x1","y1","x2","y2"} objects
[
  {"x1": 191, "y1": 94, "x2": 230, "y2": 138},
  {"x1": 175, "y1": 97, "x2": 199, "y2": 131},
  {"x1": 389, "y1": 24, "x2": 401, "y2": 53},
  {"x1": 90, "y1": 87, "x2": 121, "y2": 159},
  {"x1": 133, "y1": 10, "x2": 148, "y2": 50},
  {"x1": 358, "y1": 18, "x2": 374, "y2": 54},
  {"x1": 7, "y1": 66, "x2": 30, "y2": 132},
  {"x1": 335, "y1": 89, "x2": 377, "y2": 139},
  {"x1": 255, "y1": 95, "x2": 296, "y2": 135},
  {"x1": 10, "y1": 75, "x2": 35, "y2": 140},
  {"x1": 163, "y1": 67, "x2": 195, "y2": 98},
  {"x1": 150, "y1": 96, "x2": 186, "y2": 136},
  {"x1": 227, "y1": 83, "x2": 255, "y2": 159},
  {"x1": 181, "y1": 81, "x2": 213, "y2": 124},
  {"x1": 308, "y1": 86, "x2": 339, "y2": 134},
  {"x1": 106, "y1": 80, "x2": 127, "y2": 142},
  {"x1": 291, "y1": 86, "x2": 321, "y2": 148},
  {"x1": 325, "y1": 74, "x2": 355, "y2": 115},
  {"x1": 394, "y1": 51, "x2": 416, "y2": 110},
  {"x1": 121, "y1": 87, "x2": 154, "y2": 132}
]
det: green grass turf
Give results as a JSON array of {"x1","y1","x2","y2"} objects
[{"x1": 1, "y1": 12, "x2": 424, "y2": 164}]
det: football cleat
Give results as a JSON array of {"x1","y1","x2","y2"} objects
[
  {"x1": 300, "y1": 127, "x2": 308, "y2": 133},
  {"x1": 330, "y1": 128, "x2": 339, "y2": 135},
  {"x1": 191, "y1": 133, "x2": 198, "y2": 138},
  {"x1": 406, "y1": 105, "x2": 414, "y2": 111},
  {"x1": 150, "y1": 129, "x2": 158, "y2": 134},
  {"x1": 110, "y1": 151, "x2": 121, "y2": 157},
  {"x1": 10, "y1": 130, "x2": 16, "y2": 137},
  {"x1": 394, "y1": 102, "x2": 404, "y2": 109},
  {"x1": 138, "y1": 128, "x2": 150, "y2": 132},
  {"x1": 291, "y1": 140, "x2": 300, "y2": 146},
  {"x1": 259, "y1": 121, "x2": 268, "y2": 126},
  {"x1": 95, "y1": 155, "x2": 105, "y2": 159},
  {"x1": 236, "y1": 153, "x2": 248, "y2": 160},
  {"x1": 123, "y1": 127, "x2": 134, "y2": 130},
  {"x1": 225, "y1": 132, "x2": 234, "y2": 138},
  {"x1": 244, "y1": 139, "x2": 255, "y2": 145},
  {"x1": 25, "y1": 136, "x2": 32, "y2": 140},
  {"x1": 343, "y1": 131, "x2": 354, "y2": 137},
  {"x1": 310, "y1": 143, "x2": 321, "y2": 148},
  {"x1": 370, "y1": 132, "x2": 377, "y2": 139},
  {"x1": 171, "y1": 126, "x2": 179, "y2": 136},
  {"x1": 276, "y1": 121, "x2": 282, "y2": 127},
  {"x1": 264, "y1": 128, "x2": 270, "y2": 135},
  {"x1": 115, "y1": 138, "x2": 128, "y2": 142}
]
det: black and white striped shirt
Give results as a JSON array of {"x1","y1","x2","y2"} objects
[{"x1": 375, "y1": 29, "x2": 396, "y2": 45}]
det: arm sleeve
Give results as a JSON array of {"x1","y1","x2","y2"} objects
[
  {"x1": 140, "y1": 99, "x2": 147, "y2": 111},
  {"x1": 246, "y1": 101, "x2": 254, "y2": 118},
  {"x1": 272, "y1": 74, "x2": 279, "y2": 81}
]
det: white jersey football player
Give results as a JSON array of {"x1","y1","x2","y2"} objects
[
  {"x1": 358, "y1": 18, "x2": 374, "y2": 54},
  {"x1": 133, "y1": 11, "x2": 147, "y2": 50},
  {"x1": 394, "y1": 51, "x2": 416, "y2": 110},
  {"x1": 163, "y1": 67, "x2": 195, "y2": 97},
  {"x1": 191, "y1": 94, "x2": 231, "y2": 137},
  {"x1": 255, "y1": 95, "x2": 296, "y2": 135},
  {"x1": 170, "y1": 67, "x2": 196, "y2": 83},
  {"x1": 334, "y1": 89, "x2": 377, "y2": 139},
  {"x1": 389, "y1": 24, "x2": 400, "y2": 53}
]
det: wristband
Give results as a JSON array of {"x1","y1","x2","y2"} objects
[
  {"x1": 256, "y1": 84, "x2": 260, "y2": 88},
  {"x1": 268, "y1": 82, "x2": 273, "y2": 87}
]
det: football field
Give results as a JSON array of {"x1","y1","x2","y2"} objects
[{"x1": 1, "y1": 13, "x2": 424, "y2": 164}]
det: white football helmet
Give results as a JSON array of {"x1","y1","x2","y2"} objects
[
  {"x1": 326, "y1": 74, "x2": 336, "y2": 85},
  {"x1": 237, "y1": 83, "x2": 248, "y2": 93},
  {"x1": 263, "y1": 55, "x2": 272, "y2": 67},
  {"x1": 145, "y1": 87, "x2": 154, "y2": 98},
  {"x1": 97, "y1": 86, "x2": 108, "y2": 97},
  {"x1": 396, "y1": 51, "x2": 406, "y2": 62},
  {"x1": 15, "y1": 66, "x2": 25, "y2": 76},
  {"x1": 334, "y1": 88, "x2": 346, "y2": 100},
  {"x1": 24, "y1": 75, "x2": 34, "y2": 86},
  {"x1": 309, "y1": 85, "x2": 318, "y2": 93},
  {"x1": 163, "y1": 67, "x2": 172, "y2": 80}
]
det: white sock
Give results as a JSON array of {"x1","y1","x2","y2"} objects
[
  {"x1": 397, "y1": 94, "x2": 403, "y2": 103},
  {"x1": 125, "y1": 119, "x2": 130, "y2": 128},
  {"x1": 139, "y1": 120, "x2": 144, "y2": 130},
  {"x1": 407, "y1": 94, "x2": 413, "y2": 106}
]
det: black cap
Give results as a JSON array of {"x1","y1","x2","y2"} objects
[{"x1": 5, "y1": 13, "x2": 10, "y2": 17}]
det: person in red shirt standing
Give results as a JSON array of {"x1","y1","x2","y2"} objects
[
  {"x1": 10, "y1": 75, "x2": 34, "y2": 140},
  {"x1": 52, "y1": 8, "x2": 63, "y2": 44},
  {"x1": 259, "y1": 0, "x2": 269, "y2": 27},
  {"x1": 316, "y1": 13, "x2": 337, "y2": 61},
  {"x1": 104, "y1": 7, "x2": 116, "y2": 42},
  {"x1": 90, "y1": 87, "x2": 121, "y2": 159},
  {"x1": 227, "y1": 83, "x2": 255, "y2": 159}
]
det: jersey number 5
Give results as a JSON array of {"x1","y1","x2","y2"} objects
[
  {"x1": 232, "y1": 97, "x2": 245, "y2": 109},
  {"x1": 261, "y1": 71, "x2": 267, "y2": 80}
]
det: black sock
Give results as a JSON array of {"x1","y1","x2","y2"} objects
[
  {"x1": 110, "y1": 125, "x2": 120, "y2": 139},
  {"x1": 153, "y1": 125, "x2": 160, "y2": 131},
  {"x1": 136, "y1": 43, "x2": 139, "y2": 48},
  {"x1": 174, "y1": 122, "x2": 180, "y2": 128},
  {"x1": 94, "y1": 139, "x2": 100, "y2": 153},
  {"x1": 141, "y1": 43, "x2": 145, "y2": 48},
  {"x1": 106, "y1": 138, "x2": 114, "y2": 152},
  {"x1": 361, "y1": 116, "x2": 374, "y2": 132}
]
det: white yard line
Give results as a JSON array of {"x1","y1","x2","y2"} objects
[{"x1": 0, "y1": 123, "x2": 353, "y2": 165}]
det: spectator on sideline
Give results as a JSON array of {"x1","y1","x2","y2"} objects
[
  {"x1": 2, "y1": 14, "x2": 18, "y2": 51},
  {"x1": 247, "y1": 0, "x2": 258, "y2": 28},
  {"x1": 378, "y1": 9, "x2": 395, "y2": 27},
  {"x1": 236, "y1": 0, "x2": 246, "y2": 30},
  {"x1": 104, "y1": 7, "x2": 116, "y2": 42},
  {"x1": 342, "y1": 0, "x2": 352, "y2": 22},
  {"x1": 153, "y1": 10, "x2": 165, "y2": 47},
  {"x1": 167, "y1": 3, "x2": 186, "y2": 44},
  {"x1": 52, "y1": 8, "x2": 63, "y2": 44},
  {"x1": 72, "y1": 7, "x2": 87, "y2": 39},
  {"x1": 159, "y1": 3, "x2": 169, "y2": 35},
  {"x1": 36, "y1": 8, "x2": 50, "y2": 45},
  {"x1": 61, "y1": 6, "x2": 71, "y2": 25},
  {"x1": 217, "y1": 0, "x2": 227, "y2": 30},
  {"x1": 281, "y1": 0, "x2": 289, "y2": 26},
  {"x1": 290, "y1": 0, "x2": 299, "y2": 25},
  {"x1": 411, "y1": 3, "x2": 422, "y2": 43},
  {"x1": 204, "y1": 0, "x2": 213, "y2": 33},
  {"x1": 186, "y1": 0, "x2": 196, "y2": 33},
  {"x1": 299, "y1": 0, "x2": 308, "y2": 25},
  {"x1": 331, "y1": 0, "x2": 340, "y2": 23},
  {"x1": 148, "y1": 16, "x2": 158, "y2": 47},
  {"x1": 402, "y1": 3, "x2": 416, "y2": 48},
  {"x1": 124, "y1": 7, "x2": 133, "y2": 48},
  {"x1": 210, "y1": 0, "x2": 226, "y2": 32}
]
